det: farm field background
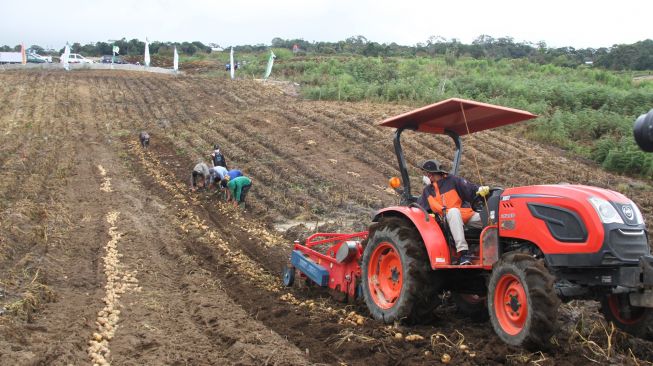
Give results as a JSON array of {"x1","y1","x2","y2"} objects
[{"x1": 0, "y1": 69, "x2": 652, "y2": 365}]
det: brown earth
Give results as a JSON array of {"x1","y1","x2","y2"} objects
[{"x1": 0, "y1": 69, "x2": 652, "y2": 365}]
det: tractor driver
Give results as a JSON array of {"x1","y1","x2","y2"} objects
[{"x1": 417, "y1": 159, "x2": 489, "y2": 265}]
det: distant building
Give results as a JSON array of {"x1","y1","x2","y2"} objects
[{"x1": 292, "y1": 44, "x2": 300, "y2": 54}]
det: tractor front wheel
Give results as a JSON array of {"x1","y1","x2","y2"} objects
[
  {"x1": 361, "y1": 218, "x2": 439, "y2": 324},
  {"x1": 600, "y1": 294, "x2": 653, "y2": 341},
  {"x1": 488, "y1": 253, "x2": 560, "y2": 349}
]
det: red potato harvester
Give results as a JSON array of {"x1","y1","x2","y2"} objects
[{"x1": 284, "y1": 98, "x2": 653, "y2": 349}]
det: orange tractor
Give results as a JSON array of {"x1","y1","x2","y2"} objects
[{"x1": 283, "y1": 98, "x2": 653, "y2": 348}]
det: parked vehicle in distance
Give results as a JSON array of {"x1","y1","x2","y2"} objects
[
  {"x1": 0, "y1": 52, "x2": 24, "y2": 64},
  {"x1": 27, "y1": 50, "x2": 52, "y2": 63},
  {"x1": 0, "y1": 49, "x2": 52, "y2": 64},
  {"x1": 100, "y1": 55, "x2": 127, "y2": 64},
  {"x1": 0, "y1": 50, "x2": 51, "y2": 64},
  {"x1": 60, "y1": 53, "x2": 94, "y2": 64},
  {"x1": 27, "y1": 53, "x2": 47, "y2": 63}
]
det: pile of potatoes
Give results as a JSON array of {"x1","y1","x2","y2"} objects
[
  {"x1": 97, "y1": 165, "x2": 113, "y2": 193},
  {"x1": 87, "y1": 212, "x2": 141, "y2": 366}
]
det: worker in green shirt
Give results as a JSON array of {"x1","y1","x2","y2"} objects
[{"x1": 227, "y1": 176, "x2": 252, "y2": 207}]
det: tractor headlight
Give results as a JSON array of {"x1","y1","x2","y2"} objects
[{"x1": 589, "y1": 197, "x2": 624, "y2": 224}]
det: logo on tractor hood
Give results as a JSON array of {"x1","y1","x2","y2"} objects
[{"x1": 621, "y1": 205, "x2": 634, "y2": 220}]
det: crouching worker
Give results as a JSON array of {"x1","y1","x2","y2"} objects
[
  {"x1": 208, "y1": 165, "x2": 228, "y2": 189},
  {"x1": 190, "y1": 161, "x2": 210, "y2": 192},
  {"x1": 226, "y1": 176, "x2": 252, "y2": 207},
  {"x1": 219, "y1": 169, "x2": 243, "y2": 189},
  {"x1": 139, "y1": 131, "x2": 150, "y2": 148}
]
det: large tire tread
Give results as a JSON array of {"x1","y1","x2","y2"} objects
[
  {"x1": 600, "y1": 294, "x2": 653, "y2": 341},
  {"x1": 489, "y1": 252, "x2": 561, "y2": 349},
  {"x1": 362, "y1": 217, "x2": 440, "y2": 324}
]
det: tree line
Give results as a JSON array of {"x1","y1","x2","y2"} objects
[
  {"x1": 267, "y1": 36, "x2": 653, "y2": 71},
  {"x1": 1, "y1": 35, "x2": 652, "y2": 71}
]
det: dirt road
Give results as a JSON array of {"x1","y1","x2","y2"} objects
[{"x1": 1, "y1": 69, "x2": 652, "y2": 365}]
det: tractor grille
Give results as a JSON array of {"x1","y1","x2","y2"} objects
[
  {"x1": 600, "y1": 253, "x2": 621, "y2": 266},
  {"x1": 527, "y1": 203, "x2": 587, "y2": 242},
  {"x1": 608, "y1": 229, "x2": 649, "y2": 261}
]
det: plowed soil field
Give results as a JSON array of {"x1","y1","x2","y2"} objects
[{"x1": 1, "y1": 69, "x2": 652, "y2": 365}]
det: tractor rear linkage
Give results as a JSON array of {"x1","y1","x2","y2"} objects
[{"x1": 284, "y1": 232, "x2": 368, "y2": 301}]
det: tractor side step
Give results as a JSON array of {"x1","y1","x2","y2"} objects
[{"x1": 290, "y1": 250, "x2": 329, "y2": 286}]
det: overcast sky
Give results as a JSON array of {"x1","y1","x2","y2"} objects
[{"x1": 2, "y1": 0, "x2": 651, "y2": 50}]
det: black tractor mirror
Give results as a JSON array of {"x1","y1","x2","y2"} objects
[{"x1": 634, "y1": 109, "x2": 653, "y2": 152}]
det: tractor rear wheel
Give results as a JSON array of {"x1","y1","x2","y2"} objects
[
  {"x1": 488, "y1": 253, "x2": 560, "y2": 349},
  {"x1": 600, "y1": 294, "x2": 653, "y2": 341},
  {"x1": 361, "y1": 217, "x2": 440, "y2": 324}
]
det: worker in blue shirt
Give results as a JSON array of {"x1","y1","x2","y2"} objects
[{"x1": 220, "y1": 169, "x2": 243, "y2": 188}]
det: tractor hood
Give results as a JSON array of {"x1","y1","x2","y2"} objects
[
  {"x1": 504, "y1": 184, "x2": 631, "y2": 204},
  {"x1": 379, "y1": 98, "x2": 537, "y2": 135}
]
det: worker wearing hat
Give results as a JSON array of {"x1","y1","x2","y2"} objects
[{"x1": 417, "y1": 159, "x2": 489, "y2": 265}]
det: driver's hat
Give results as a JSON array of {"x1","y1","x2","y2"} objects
[{"x1": 420, "y1": 159, "x2": 448, "y2": 174}]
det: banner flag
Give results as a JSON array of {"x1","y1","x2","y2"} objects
[
  {"x1": 63, "y1": 43, "x2": 70, "y2": 71},
  {"x1": 173, "y1": 46, "x2": 179, "y2": 72},
  {"x1": 144, "y1": 38, "x2": 150, "y2": 67},
  {"x1": 230, "y1": 47, "x2": 235, "y2": 80},
  {"x1": 21, "y1": 43, "x2": 26, "y2": 65},
  {"x1": 263, "y1": 50, "x2": 276, "y2": 79}
]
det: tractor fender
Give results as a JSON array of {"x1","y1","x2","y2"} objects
[{"x1": 372, "y1": 206, "x2": 451, "y2": 267}]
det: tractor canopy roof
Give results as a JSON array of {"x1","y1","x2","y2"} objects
[{"x1": 379, "y1": 98, "x2": 537, "y2": 135}]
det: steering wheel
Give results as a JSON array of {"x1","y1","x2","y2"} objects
[
  {"x1": 472, "y1": 187, "x2": 501, "y2": 212},
  {"x1": 471, "y1": 193, "x2": 487, "y2": 213}
]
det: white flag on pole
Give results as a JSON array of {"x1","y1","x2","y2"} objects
[
  {"x1": 173, "y1": 46, "x2": 178, "y2": 72},
  {"x1": 144, "y1": 38, "x2": 150, "y2": 67},
  {"x1": 63, "y1": 43, "x2": 70, "y2": 71},
  {"x1": 111, "y1": 45, "x2": 119, "y2": 68},
  {"x1": 230, "y1": 47, "x2": 235, "y2": 80},
  {"x1": 263, "y1": 50, "x2": 276, "y2": 80}
]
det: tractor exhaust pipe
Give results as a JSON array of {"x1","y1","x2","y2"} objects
[{"x1": 634, "y1": 108, "x2": 653, "y2": 152}]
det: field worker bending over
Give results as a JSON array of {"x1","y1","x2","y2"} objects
[
  {"x1": 219, "y1": 169, "x2": 243, "y2": 188},
  {"x1": 190, "y1": 161, "x2": 210, "y2": 192},
  {"x1": 211, "y1": 144, "x2": 228, "y2": 169},
  {"x1": 417, "y1": 159, "x2": 489, "y2": 265},
  {"x1": 208, "y1": 165, "x2": 228, "y2": 189},
  {"x1": 227, "y1": 176, "x2": 252, "y2": 207}
]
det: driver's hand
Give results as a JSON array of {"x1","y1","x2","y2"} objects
[{"x1": 476, "y1": 186, "x2": 490, "y2": 197}]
